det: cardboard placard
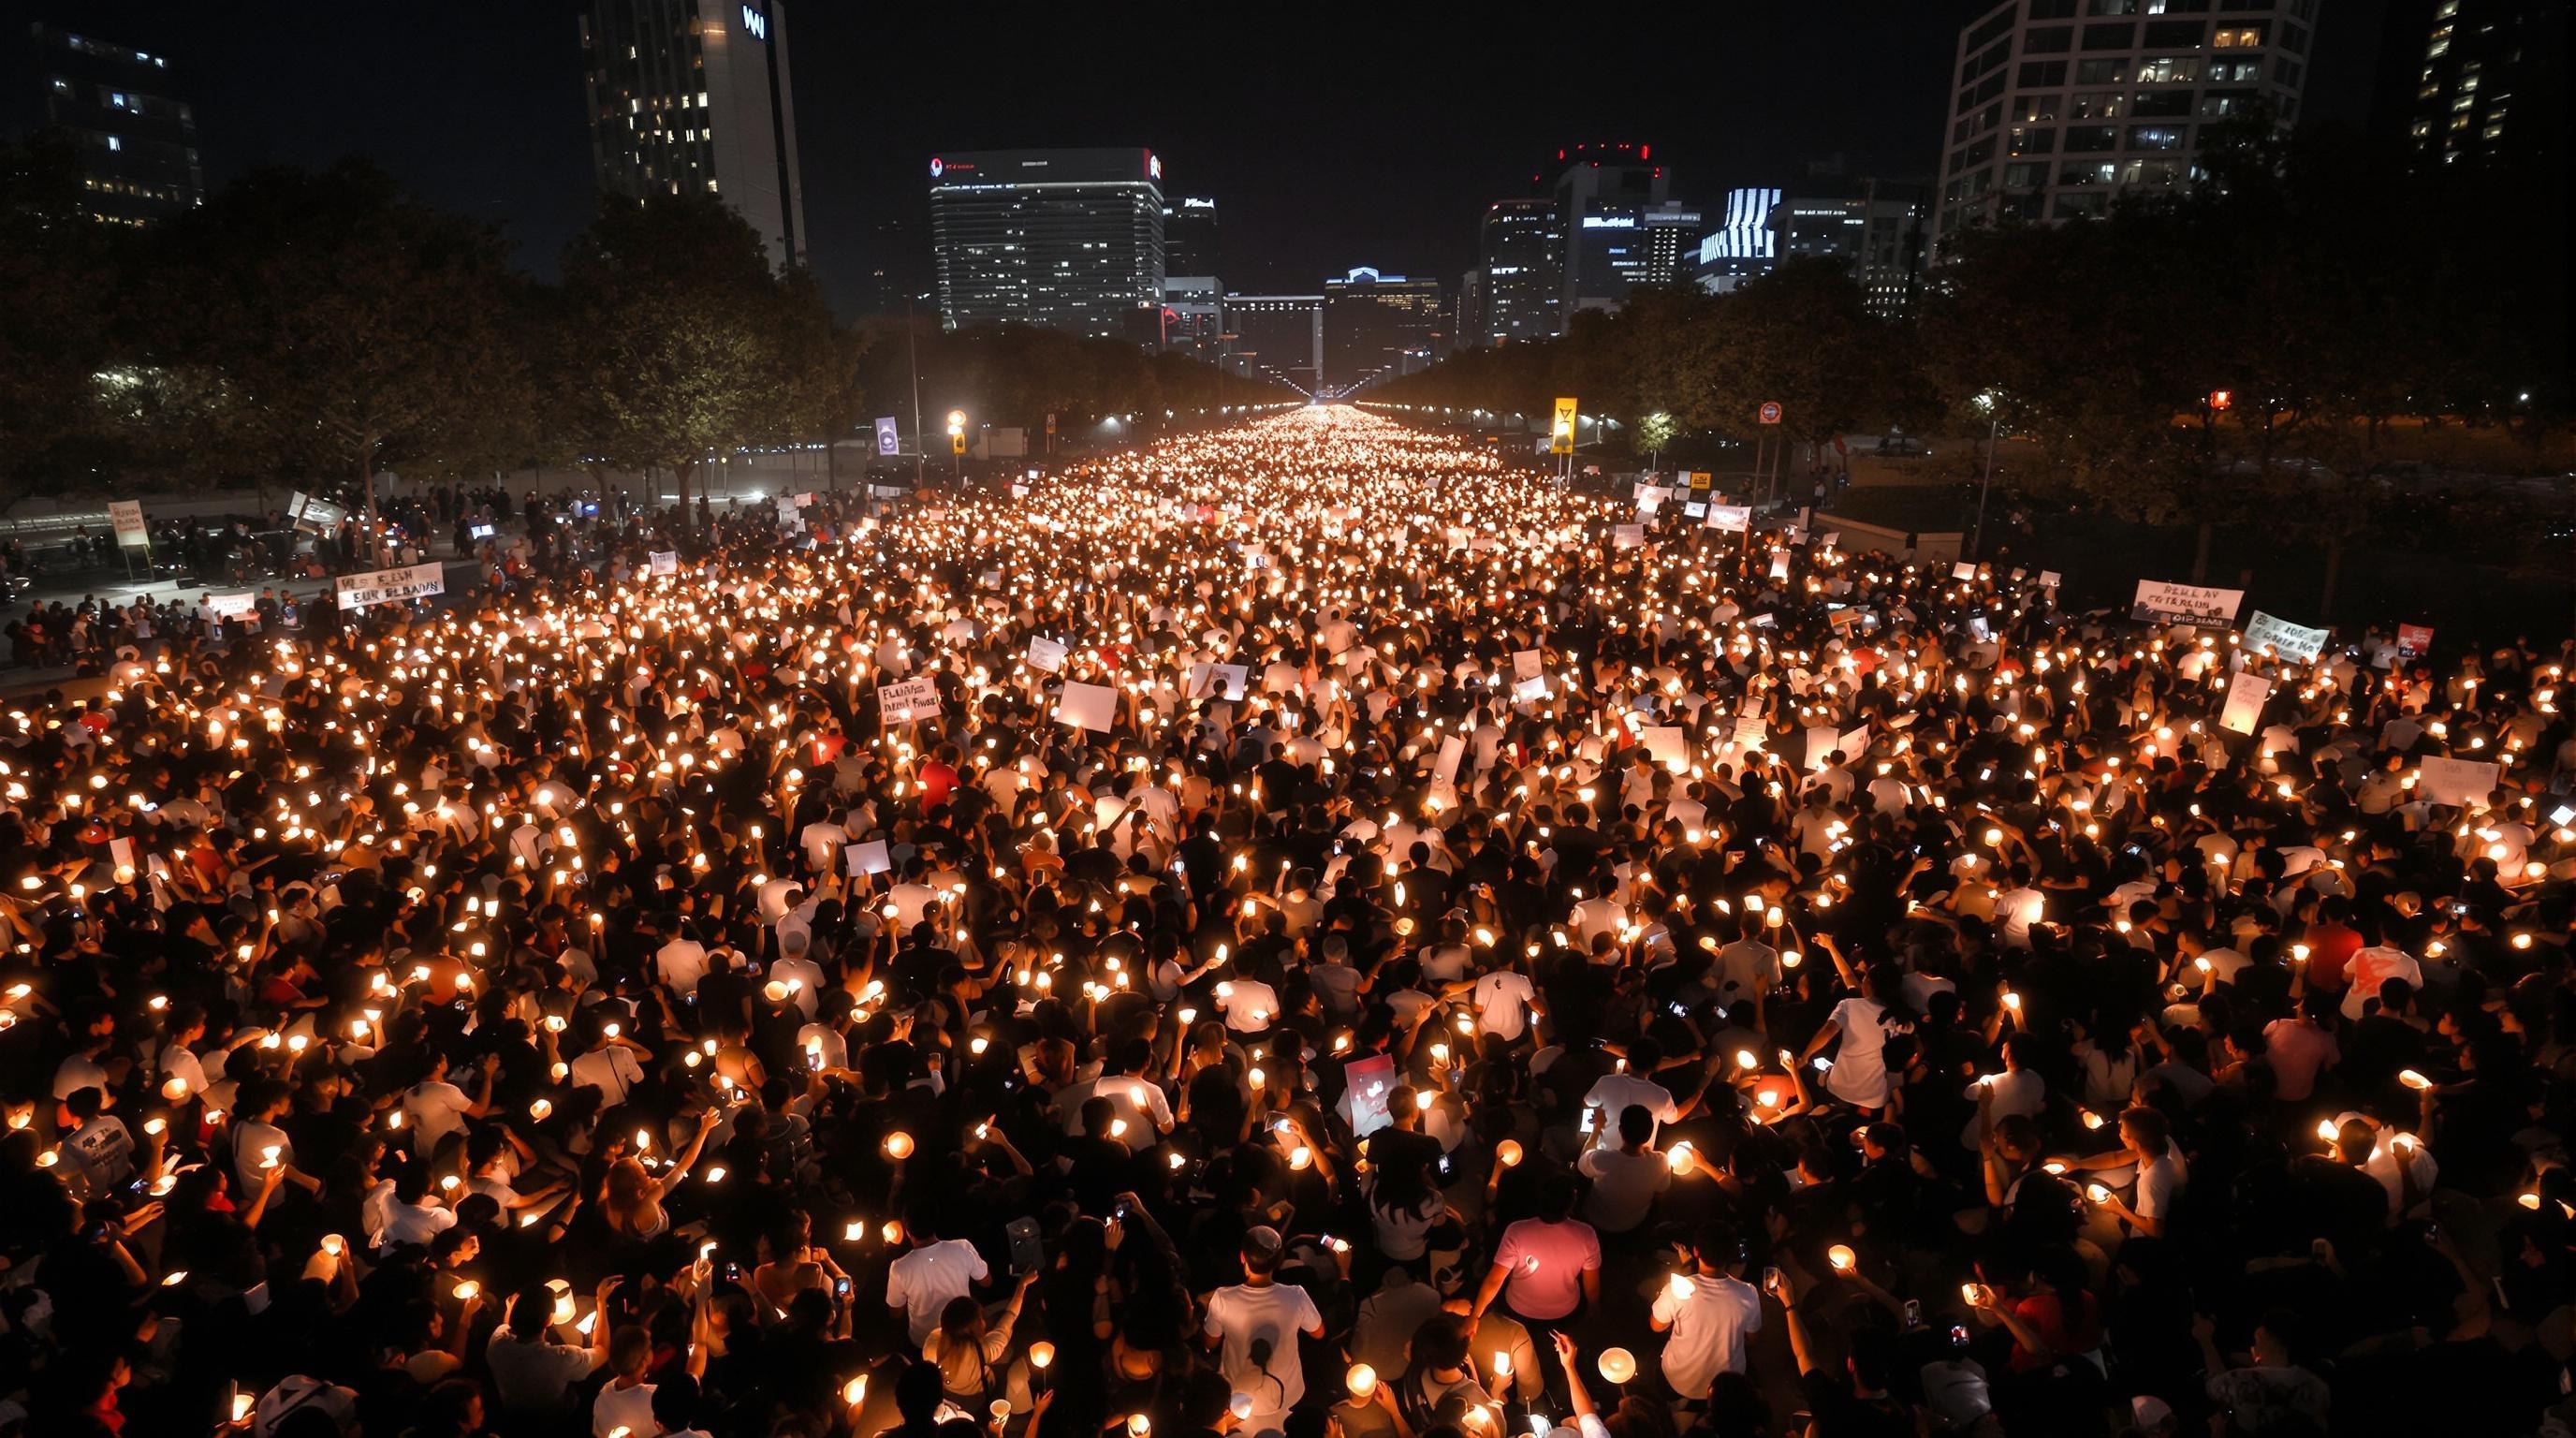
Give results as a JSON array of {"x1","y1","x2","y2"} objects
[
  {"x1": 877, "y1": 677, "x2": 941, "y2": 726},
  {"x1": 1056, "y1": 681, "x2": 1118, "y2": 732}
]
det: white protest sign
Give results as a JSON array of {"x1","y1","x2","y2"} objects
[
  {"x1": 208, "y1": 593, "x2": 257, "y2": 619},
  {"x1": 876, "y1": 677, "x2": 941, "y2": 726},
  {"x1": 1705, "y1": 505, "x2": 1751, "y2": 534},
  {"x1": 2417, "y1": 756, "x2": 2498, "y2": 809},
  {"x1": 1434, "y1": 734, "x2": 1467, "y2": 785},
  {"x1": 1025, "y1": 636, "x2": 1068, "y2": 673},
  {"x1": 1840, "y1": 726, "x2": 1870, "y2": 762},
  {"x1": 2242, "y1": 610, "x2": 2329, "y2": 663},
  {"x1": 1642, "y1": 726, "x2": 1686, "y2": 768},
  {"x1": 1612, "y1": 524, "x2": 1645, "y2": 549},
  {"x1": 1056, "y1": 681, "x2": 1118, "y2": 732},
  {"x1": 335, "y1": 562, "x2": 446, "y2": 610},
  {"x1": 110, "y1": 500, "x2": 149, "y2": 549},
  {"x1": 1731, "y1": 712, "x2": 1770, "y2": 753},
  {"x1": 845, "y1": 840, "x2": 892, "y2": 876},
  {"x1": 649, "y1": 550, "x2": 679, "y2": 576},
  {"x1": 1803, "y1": 726, "x2": 1842, "y2": 771},
  {"x1": 1512, "y1": 676, "x2": 1549, "y2": 704},
  {"x1": 1952, "y1": 562, "x2": 1978, "y2": 581},
  {"x1": 1190, "y1": 663, "x2": 1249, "y2": 700},
  {"x1": 2130, "y1": 580, "x2": 2245, "y2": 626},
  {"x1": 2039, "y1": 570, "x2": 2061, "y2": 589},
  {"x1": 1511, "y1": 650, "x2": 1544, "y2": 682},
  {"x1": 2218, "y1": 670, "x2": 2272, "y2": 735},
  {"x1": 1769, "y1": 549, "x2": 1792, "y2": 580}
]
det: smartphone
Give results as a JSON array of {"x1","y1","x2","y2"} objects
[
  {"x1": 1903, "y1": 1299, "x2": 1924, "y2": 1330},
  {"x1": 1005, "y1": 1216, "x2": 1044, "y2": 1276},
  {"x1": 1949, "y1": 1325, "x2": 1970, "y2": 1348},
  {"x1": 835, "y1": 1276, "x2": 852, "y2": 1299},
  {"x1": 1669, "y1": 1002, "x2": 1690, "y2": 1019},
  {"x1": 723, "y1": 1262, "x2": 740, "y2": 1284},
  {"x1": 1762, "y1": 1266, "x2": 1782, "y2": 1292}
]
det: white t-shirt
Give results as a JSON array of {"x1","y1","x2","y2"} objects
[
  {"x1": 1580, "y1": 1073, "x2": 1681, "y2": 1152},
  {"x1": 656, "y1": 938, "x2": 710, "y2": 993},
  {"x1": 1473, "y1": 971, "x2": 1536, "y2": 1040},
  {"x1": 1203, "y1": 1281, "x2": 1323, "y2": 1416},
  {"x1": 2134, "y1": 1141, "x2": 2188, "y2": 1224},
  {"x1": 592, "y1": 1378, "x2": 657, "y2": 1438},
  {"x1": 886, "y1": 1239, "x2": 988, "y2": 1344},
  {"x1": 1651, "y1": 1272, "x2": 1764, "y2": 1398},
  {"x1": 1217, "y1": 979, "x2": 1281, "y2": 1033},
  {"x1": 404, "y1": 1078, "x2": 475, "y2": 1153}
]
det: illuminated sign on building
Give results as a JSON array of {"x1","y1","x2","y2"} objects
[
  {"x1": 1580, "y1": 214, "x2": 1637, "y2": 228},
  {"x1": 740, "y1": 3, "x2": 768, "y2": 40}
]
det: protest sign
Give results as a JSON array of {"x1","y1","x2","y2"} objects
[
  {"x1": 1026, "y1": 636, "x2": 1068, "y2": 673},
  {"x1": 2130, "y1": 580, "x2": 2245, "y2": 626},
  {"x1": 2417, "y1": 756, "x2": 2498, "y2": 809},
  {"x1": 335, "y1": 562, "x2": 446, "y2": 610},
  {"x1": 1056, "y1": 681, "x2": 1118, "y2": 732},
  {"x1": 1705, "y1": 505, "x2": 1751, "y2": 534},
  {"x1": 877, "y1": 678, "x2": 941, "y2": 726},
  {"x1": 2243, "y1": 610, "x2": 2329, "y2": 663},
  {"x1": 2219, "y1": 670, "x2": 2272, "y2": 735}
]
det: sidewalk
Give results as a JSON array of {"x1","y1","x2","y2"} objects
[{"x1": 2, "y1": 553, "x2": 484, "y2": 697}]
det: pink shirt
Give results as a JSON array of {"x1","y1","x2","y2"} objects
[
  {"x1": 1492, "y1": 1217, "x2": 1601, "y2": 1320},
  {"x1": 2263, "y1": 1018, "x2": 2339, "y2": 1102}
]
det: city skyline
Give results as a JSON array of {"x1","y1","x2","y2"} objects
[{"x1": 0, "y1": 0, "x2": 2399, "y2": 318}]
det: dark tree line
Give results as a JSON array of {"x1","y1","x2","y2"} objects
[
  {"x1": 1380, "y1": 118, "x2": 2569, "y2": 600},
  {"x1": 0, "y1": 139, "x2": 1284, "y2": 518}
]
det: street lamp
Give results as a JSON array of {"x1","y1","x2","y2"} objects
[
  {"x1": 1971, "y1": 390, "x2": 2001, "y2": 561},
  {"x1": 946, "y1": 409, "x2": 966, "y2": 481}
]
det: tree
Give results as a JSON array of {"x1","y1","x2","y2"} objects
[
  {"x1": 560, "y1": 194, "x2": 785, "y2": 523},
  {"x1": 143, "y1": 161, "x2": 523, "y2": 558},
  {"x1": 0, "y1": 133, "x2": 133, "y2": 506}
]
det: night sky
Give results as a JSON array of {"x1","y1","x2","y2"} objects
[{"x1": 13, "y1": 0, "x2": 2391, "y2": 315}]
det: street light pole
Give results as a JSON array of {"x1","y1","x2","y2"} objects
[
  {"x1": 1971, "y1": 411, "x2": 1999, "y2": 560},
  {"x1": 906, "y1": 296, "x2": 927, "y2": 491}
]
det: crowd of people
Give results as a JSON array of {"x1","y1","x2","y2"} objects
[{"x1": 0, "y1": 406, "x2": 2569, "y2": 1438}]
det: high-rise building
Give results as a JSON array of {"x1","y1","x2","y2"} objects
[
  {"x1": 1222, "y1": 294, "x2": 1324, "y2": 396},
  {"x1": 21, "y1": 23, "x2": 201, "y2": 226},
  {"x1": 1163, "y1": 195, "x2": 1222, "y2": 280},
  {"x1": 1693, "y1": 186, "x2": 1781, "y2": 293},
  {"x1": 1322, "y1": 268, "x2": 1443, "y2": 396},
  {"x1": 1638, "y1": 202, "x2": 1705, "y2": 286},
  {"x1": 1553, "y1": 143, "x2": 1671, "y2": 321},
  {"x1": 1456, "y1": 269, "x2": 1489, "y2": 353},
  {"x1": 579, "y1": 0, "x2": 806, "y2": 270},
  {"x1": 929, "y1": 148, "x2": 1165, "y2": 340},
  {"x1": 2377, "y1": 0, "x2": 2567, "y2": 175},
  {"x1": 1478, "y1": 198, "x2": 1563, "y2": 345},
  {"x1": 1770, "y1": 182, "x2": 1929, "y2": 319},
  {"x1": 1161, "y1": 277, "x2": 1223, "y2": 360},
  {"x1": 1931, "y1": 0, "x2": 2314, "y2": 260}
]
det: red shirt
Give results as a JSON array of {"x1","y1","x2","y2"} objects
[
  {"x1": 2007, "y1": 1291, "x2": 2101, "y2": 1372},
  {"x1": 2305, "y1": 923, "x2": 2364, "y2": 990},
  {"x1": 918, "y1": 760, "x2": 959, "y2": 813}
]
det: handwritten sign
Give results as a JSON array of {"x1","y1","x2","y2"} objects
[
  {"x1": 335, "y1": 562, "x2": 446, "y2": 610},
  {"x1": 2130, "y1": 580, "x2": 2244, "y2": 626},
  {"x1": 876, "y1": 677, "x2": 941, "y2": 726}
]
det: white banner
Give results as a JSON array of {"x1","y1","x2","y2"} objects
[
  {"x1": 2218, "y1": 670, "x2": 2272, "y2": 735},
  {"x1": 1705, "y1": 504, "x2": 1751, "y2": 534},
  {"x1": 649, "y1": 550, "x2": 679, "y2": 576},
  {"x1": 335, "y1": 562, "x2": 446, "y2": 610},
  {"x1": 876, "y1": 677, "x2": 941, "y2": 726},
  {"x1": 110, "y1": 500, "x2": 149, "y2": 549},
  {"x1": 207, "y1": 592, "x2": 257, "y2": 619},
  {"x1": 2242, "y1": 610, "x2": 2329, "y2": 663},
  {"x1": 2130, "y1": 580, "x2": 2244, "y2": 626}
]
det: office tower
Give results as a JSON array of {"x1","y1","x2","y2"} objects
[
  {"x1": 1456, "y1": 269, "x2": 1489, "y2": 352},
  {"x1": 1770, "y1": 182, "x2": 1929, "y2": 319},
  {"x1": 21, "y1": 23, "x2": 202, "y2": 226},
  {"x1": 1479, "y1": 197, "x2": 1563, "y2": 344},
  {"x1": 1161, "y1": 277, "x2": 1223, "y2": 360},
  {"x1": 1322, "y1": 268, "x2": 1444, "y2": 396},
  {"x1": 1638, "y1": 201, "x2": 1705, "y2": 286},
  {"x1": 929, "y1": 148, "x2": 1165, "y2": 340},
  {"x1": 1222, "y1": 294, "x2": 1324, "y2": 396},
  {"x1": 1163, "y1": 195, "x2": 1222, "y2": 279},
  {"x1": 1931, "y1": 0, "x2": 2314, "y2": 260},
  {"x1": 579, "y1": 0, "x2": 806, "y2": 270},
  {"x1": 1553, "y1": 142, "x2": 1671, "y2": 322},
  {"x1": 1694, "y1": 186, "x2": 1781, "y2": 293},
  {"x1": 2378, "y1": 0, "x2": 2567, "y2": 174}
]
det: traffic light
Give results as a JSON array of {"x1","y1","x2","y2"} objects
[{"x1": 946, "y1": 409, "x2": 967, "y2": 458}]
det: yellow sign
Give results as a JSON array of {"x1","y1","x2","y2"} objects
[
  {"x1": 951, "y1": 433, "x2": 968, "y2": 456},
  {"x1": 1550, "y1": 397, "x2": 1578, "y2": 455}
]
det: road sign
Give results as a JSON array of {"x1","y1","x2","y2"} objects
[
  {"x1": 1551, "y1": 397, "x2": 1578, "y2": 456},
  {"x1": 873, "y1": 417, "x2": 900, "y2": 456},
  {"x1": 1758, "y1": 402, "x2": 1782, "y2": 425}
]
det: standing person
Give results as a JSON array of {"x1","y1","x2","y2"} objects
[
  {"x1": 1648, "y1": 1224, "x2": 1764, "y2": 1402},
  {"x1": 1201, "y1": 1226, "x2": 1325, "y2": 1438},
  {"x1": 1456, "y1": 1175, "x2": 1601, "y2": 1381}
]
